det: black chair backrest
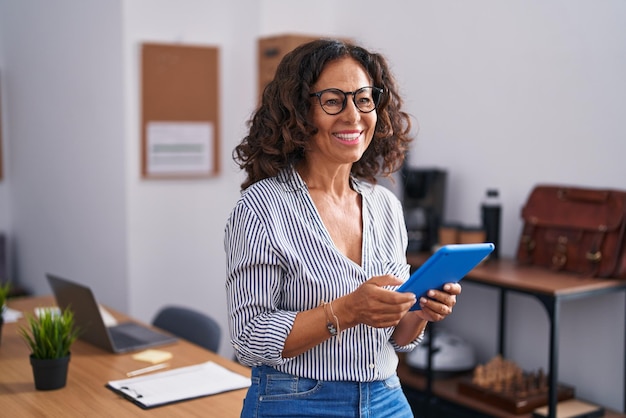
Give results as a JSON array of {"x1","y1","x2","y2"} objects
[{"x1": 152, "y1": 305, "x2": 221, "y2": 352}]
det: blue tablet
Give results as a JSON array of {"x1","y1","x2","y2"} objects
[{"x1": 398, "y1": 243, "x2": 495, "y2": 311}]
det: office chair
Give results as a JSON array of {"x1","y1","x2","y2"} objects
[{"x1": 152, "y1": 305, "x2": 221, "y2": 352}]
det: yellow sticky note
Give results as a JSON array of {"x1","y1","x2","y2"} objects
[{"x1": 132, "y1": 349, "x2": 173, "y2": 364}]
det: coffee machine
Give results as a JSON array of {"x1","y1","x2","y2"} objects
[{"x1": 401, "y1": 167, "x2": 447, "y2": 252}]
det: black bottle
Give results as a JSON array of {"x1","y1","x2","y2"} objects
[{"x1": 481, "y1": 189, "x2": 501, "y2": 259}]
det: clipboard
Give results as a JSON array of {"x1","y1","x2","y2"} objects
[
  {"x1": 398, "y1": 243, "x2": 495, "y2": 311},
  {"x1": 106, "y1": 361, "x2": 250, "y2": 409}
]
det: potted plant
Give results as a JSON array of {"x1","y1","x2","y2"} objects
[
  {"x1": 0, "y1": 281, "x2": 11, "y2": 345},
  {"x1": 19, "y1": 307, "x2": 80, "y2": 390}
]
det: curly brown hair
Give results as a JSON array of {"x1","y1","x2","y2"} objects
[{"x1": 234, "y1": 39, "x2": 413, "y2": 190}]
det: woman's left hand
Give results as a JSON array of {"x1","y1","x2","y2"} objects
[
  {"x1": 392, "y1": 282, "x2": 462, "y2": 346},
  {"x1": 414, "y1": 282, "x2": 462, "y2": 322}
]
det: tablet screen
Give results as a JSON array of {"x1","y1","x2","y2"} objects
[{"x1": 398, "y1": 243, "x2": 494, "y2": 310}]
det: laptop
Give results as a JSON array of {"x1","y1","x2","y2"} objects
[{"x1": 47, "y1": 274, "x2": 178, "y2": 353}]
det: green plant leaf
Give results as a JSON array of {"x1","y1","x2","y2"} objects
[
  {"x1": 0, "y1": 281, "x2": 11, "y2": 309},
  {"x1": 18, "y1": 307, "x2": 81, "y2": 359}
]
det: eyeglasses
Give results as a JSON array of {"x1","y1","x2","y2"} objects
[{"x1": 309, "y1": 86, "x2": 384, "y2": 116}]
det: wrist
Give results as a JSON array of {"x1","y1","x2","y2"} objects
[
  {"x1": 332, "y1": 296, "x2": 356, "y2": 329},
  {"x1": 321, "y1": 301, "x2": 339, "y2": 337}
]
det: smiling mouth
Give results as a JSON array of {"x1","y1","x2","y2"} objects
[{"x1": 334, "y1": 132, "x2": 362, "y2": 143}]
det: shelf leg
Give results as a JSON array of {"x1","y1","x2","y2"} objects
[
  {"x1": 536, "y1": 294, "x2": 559, "y2": 418},
  {"x1": 498, "y1": 289, "x2": 507, "y2": 356},
  {"x1": 548, "y1": 305, "x2": 559, "y2": 418}
]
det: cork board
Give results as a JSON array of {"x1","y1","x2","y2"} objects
[
  {"x1": 0, "y1": 71, "x2": 3, "y2": 180},
  {"x1": 141, "y1": 43, "x2": 220, "y2": 178}
]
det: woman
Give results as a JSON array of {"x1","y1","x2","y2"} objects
[{"x1": 225, "y1": 39, "x2": 461, "y2": 418}]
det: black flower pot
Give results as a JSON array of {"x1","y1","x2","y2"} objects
[{"x1": 30, "y1": 354, "x2": 70, "y2": 390}]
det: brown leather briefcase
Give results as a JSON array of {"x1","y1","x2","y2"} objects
[{"x1": 516, "y1": 185, "x2": 626, "y2": 279}]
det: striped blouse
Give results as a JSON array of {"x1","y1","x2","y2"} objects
[{"x1": 224, "y1": 167, "x2": 422, "y2": 382}]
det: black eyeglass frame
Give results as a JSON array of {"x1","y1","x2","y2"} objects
[{"x1": 309, "y1": 86, "x2": 384, "y2": 115}]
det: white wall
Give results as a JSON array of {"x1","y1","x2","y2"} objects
[
  {"x1": 0, "y1": 0, "x2": 129, "y2": 308},
  {"x1": 122, "y1": 0, "x2": 258, "y2": 354},
  {"x1": 1, "y1": 0, "x2": 624, "y2": 411},
  {"x1": 0, "y1": 2, "x2": 8, "y2": 267}
]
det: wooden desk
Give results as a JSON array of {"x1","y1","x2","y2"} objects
[
  {"x1": 405, "y1": 254, "x2": 626, "y2": 418},
  {"x1": 0, "y1": 296, "x2": 250, "y2": 417}
]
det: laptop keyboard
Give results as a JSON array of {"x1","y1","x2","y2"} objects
[
  {"x1": 110, "y1": 326, "x2": 146, "y2": 347},
  {"x1": 109, "y1": 322, "x2": 176, "y2": 350}
]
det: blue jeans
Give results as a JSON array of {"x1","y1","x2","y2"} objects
[{"x1": 240, "y1": 365, "x2": 414, "y2": 418}]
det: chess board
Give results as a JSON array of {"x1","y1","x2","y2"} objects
[{"x1": 457, "y1": 355, "x2": 575, "y2": 414}]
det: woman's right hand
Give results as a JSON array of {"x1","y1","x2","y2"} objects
[{"x1": 335, "y1": 275, "x2": 417, "y2": 329}]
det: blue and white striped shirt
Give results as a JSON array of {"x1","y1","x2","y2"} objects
[{"x1": 224, "y1": 167, "x2": 421, "y2": 382}]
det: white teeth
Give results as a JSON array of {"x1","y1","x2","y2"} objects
[{"x1": 335, "y1": 133, "x2": 360, "y2": 141}]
